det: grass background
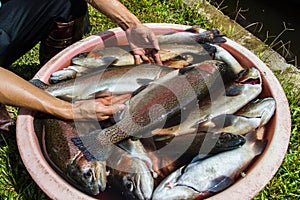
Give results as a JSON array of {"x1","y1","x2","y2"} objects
[{"x1": 1, "y1": 0, "x2": 299, "y2": 199}]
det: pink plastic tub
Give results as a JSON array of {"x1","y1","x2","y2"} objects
[{"x1": 16, "y1": 23, "x2": 291, "y2": 200}]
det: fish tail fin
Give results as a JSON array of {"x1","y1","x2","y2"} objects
[
  {"x1": 71, "y1": 130, "x2": 113, "y2": 161},
  {"x1": 191, "y1": 28, "x2": 227, "y2": 44},
  {"x1": 29, "y1": 79, "x2": 49, "y2": 89},
  {"x1": 245, "y1": 131, "x2": 268, "y2": 156},
  {"x1": 252, "y1": 139, "x2": 268, "y2": 156}
]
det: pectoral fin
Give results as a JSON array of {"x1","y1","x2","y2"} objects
[{"x1": 207, "y1": 176, "x2": 234, "y2": 193}]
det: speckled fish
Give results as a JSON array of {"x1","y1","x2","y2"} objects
[
  {"x1": 71, "y1": 60, "x2": 238, "y2": 161},
  {"x1": 151, "y1": 67, "x2": 262, "y2": 138},
  {"x1": 71, "y1": 27, "x2": 224, "y2": 67},
  {"x1": 70, "y1": 43, "x2": 215, "y2": 69},
  {"x1": 107, "y1": 138, "x2": 156, "y2": 200},
  {"x1": 42, "y1": 64, "x2": 175, "y2": 101},
  {"x1": 156, "y1": 27, "x2": 226, "y2": 45},
  {"x1": 197, "y1": 97, "x2": 276, "y2": 135},
  {"x1": 50, "y1": 43, "x2": 214, "y2": 83},
  {"x1": 152, "y1": 130, "x2": 267, "y2": 200},
  {"x1": 39, "y1": 118, "x2": 107, "y2": 195}
]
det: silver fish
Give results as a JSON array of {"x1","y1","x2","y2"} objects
[
  {"x1": 236, "y1": 97, "x2": 276, "y2": 126},
  {"x1": 70, "y1": 43, "x2": 214, "y2": 68},
  {"x1": 157, "y1": 27, "x2": 226, "y2": 44},
  {"x1": 44, "y1": 64, "x2": 174, "y2": 101},
  {"x1": 212, "y1": 44, "x2": 244, "y2": 75},
  {"x1": 147, "y1": 132, "x2": 245, "y2": 182},
  {"x1": 49, "y1": 65, "x2": 91, "y2": 83},
  {"x1": 152, "y1": 130, "x2": 267, "y2": 200},
  {"x1": 197, "y1": 97, "x2": 276, "y2": 135},
  {"x1": 107, "y1": 138, "x2": 155, "y2": 200}
]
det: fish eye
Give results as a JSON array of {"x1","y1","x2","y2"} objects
[
  {"x1": 83, "y1": 169, "x2": 93, "y2": 180},
  {"x1": 123, "y1": 177, "x2": 134, "y2": 192}
]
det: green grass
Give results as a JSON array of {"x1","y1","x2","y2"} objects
[{"x1": 1, "y1": 0, "x2": 299, "y2": 199}]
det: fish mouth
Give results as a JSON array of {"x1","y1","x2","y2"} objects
[
  {"x1": 239, "y1": 78, "x2": 261, "y2": 85},
  {"x1": 236, "y1": 68, "x2": 261, "y2": 85}
]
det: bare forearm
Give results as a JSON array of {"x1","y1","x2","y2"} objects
[
  {"x1": 0, "y1": 67, "x2": 72, "y2": 119},
  {"x1": 85, "y1": 0, "x2": 141, "y2": 30}
]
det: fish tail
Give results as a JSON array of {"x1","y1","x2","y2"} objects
[
  {"x1": 29, "y1": 79, "x2": 49, "y2": 89},
  {"x1": 252, "y1": 139, "x2": 268, "y2": 156},
  {"x1": 71, "y1": 130, "x2": 113, "y2": 161},
  {"x1": 245, "y1": 131, "x2": 268, "y2": 156}
]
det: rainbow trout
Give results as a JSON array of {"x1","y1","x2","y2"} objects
[
  {"x1": 40, "y1": 118, "x2": 107, "y2": 195},
  {"x1": 72, "y1": 60, "x2": 238, "y2": 161},
  {"x1": 49, "y1": 27, "x2": 224, "y2": 82}
]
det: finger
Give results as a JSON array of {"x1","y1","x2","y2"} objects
[
  {"x1": 96, "y1": 115, "x2": 110, "y2": 121},
  {"x1": 148, "y1": 32, "x2": 160, "y2": 51},
  {"x1": 140, "y1": 54, "x2": 150, "y2": 63},
  {"x1": 111, "y1": 93, "x2": 131, "y2": 104},
  {"x1": 134, "y1": 55, "x2": 141, "y2": 64},
  {"x1": 95, "y1": 103, "x2": 126, "y2": 116},
  {"x1": 148, "y1": 56, "x2": 155, "y2": 63},
  {"x1": 152, "y1": 50, "x2": 162, "y2": 65}
]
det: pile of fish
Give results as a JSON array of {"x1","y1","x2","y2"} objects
[{"x1": 33, "y1": 26, "x2": 276, "y2": 199}]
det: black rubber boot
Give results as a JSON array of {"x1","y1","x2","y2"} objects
[{"x1": 39, "y1": 13, "x2": 90, "y2": 65}]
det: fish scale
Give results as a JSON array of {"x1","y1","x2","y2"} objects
[{"x1": 72, "y1": 60, "x2": 237, "y2": 162}]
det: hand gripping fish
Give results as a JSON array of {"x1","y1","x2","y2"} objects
[
  {"x1": 50, "y1": 27, "x2": 225, "y2": 82},
  {"x1": 31, "y1": 64, "x2": 175, "y2": 101},
  {"x1": 71, "y1": 60, "x2": 239, "y2": 162}
]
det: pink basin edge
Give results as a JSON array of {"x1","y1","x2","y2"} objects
[{"x1": 16, "y1": 23, "x2": 291, "y2": 200}]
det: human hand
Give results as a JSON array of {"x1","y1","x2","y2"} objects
[
  {"x1": 72, "y1": 93, "x2": 131, "y2": 121},
  {"x1": 125, "y1": 24, "x2": 162, "y2": 65}
]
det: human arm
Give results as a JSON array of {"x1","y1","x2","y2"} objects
[
  {"x1": 0, "y1": 67, "x2": 128, "y2": 120},
  {"x1": 85, "y1": 0, "x2": 162, "y2": 64}
]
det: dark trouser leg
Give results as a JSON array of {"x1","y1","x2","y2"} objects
[
  {"x1": 0, "y1": 0, "x2": 88, "y2": 68},
  {"x1": 39, "y1": 11, "x2": 90, "y2": 65}
]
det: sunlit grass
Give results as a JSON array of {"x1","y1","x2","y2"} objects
[{"x1": 1, "y1": 0, "x2": 299, "y2": 199}]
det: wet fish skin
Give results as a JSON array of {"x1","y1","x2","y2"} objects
[
  {"x1": 148, "y1": 132, "x2": 245, "y2": 181},
  {"x1": 236, "y1": 97, "x2": 276, "y2": 126},
  {"x1": 41, "y1": 119, "x2": 107, "y2": 195},
  {"x1": 197, "y1": 97, "x2": 276, "y2": 135},
  {"x1": 157, "y1": 27, "x2": 226, "y2": 44},
  {"x1": 66, "y1": 152, "x2": 107, "y2": 194},
  {"x1": 70, "y1": 43, "x2": 214, "y2": 68},
  {"x1": 107, "y1": 138, "x2": 155, "y2": 200},
  {"x1": 44, "y1": 64, "x2": 175, "y2": 101},
  {"x1": 212, "y1": 44, "x2": 244, "y2": 75},
  {"x1": 50, "y1": 44, "x2": 210, "y2": 82},
  {"x1": 154, "y1": 67, "x2": 262, "y2": 137},
  {"x1": 152, "y1": 130, "x2": 267, "y2": 200},
  {"x1": 72, "y1": 60, "x2": 236, "y2": 161}
]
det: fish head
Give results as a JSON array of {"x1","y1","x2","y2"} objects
[
  {"x1": 67, "y1": 152, "x2": 107, "y2": 195},
  {"x1": 214, "y1": 132, "x2": 246, "y2": 151},
  {"x1": 236, "y1": 67, "x2": 261, "y2": 85},
  {"x1": 116, "y1": 156, "x2": 154, "y2": 200}
]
